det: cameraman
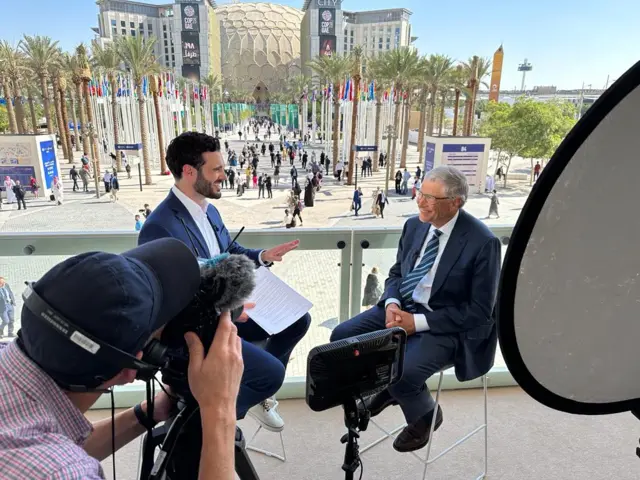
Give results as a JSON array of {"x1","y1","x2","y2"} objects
[{"x1": 0, "y1": 238, "x2": 243, "y2": 480}]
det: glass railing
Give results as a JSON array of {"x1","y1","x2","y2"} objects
[{"x1": 0, "y1": 225, "x2": 513, "y2": 407}]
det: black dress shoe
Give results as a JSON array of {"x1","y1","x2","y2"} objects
[
  {"x1": 363, "y1": 389, "x2": 399, "y2": 417},
  {"x1": 393, "y1": 406, "x2": 443, "y2": 453}
]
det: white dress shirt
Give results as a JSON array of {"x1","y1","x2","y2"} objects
[
  {"x1": 172, "y1": 185, "x2": 221, "y2": 257},
  {"x1": 386, "y1": 211, "x2": 460, "y2": 332}
]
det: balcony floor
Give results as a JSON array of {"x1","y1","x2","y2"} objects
[{"x1": 93, "y1": 386, "x2": 639, "y2": 479}]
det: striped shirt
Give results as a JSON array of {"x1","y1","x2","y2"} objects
[{"x1": 0, "y1": 341, "x2": 104, "y2": 479}]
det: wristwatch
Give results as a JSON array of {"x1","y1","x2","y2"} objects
[{"x1": 134, "y1": 403, "x2": 158, "y2": 430}]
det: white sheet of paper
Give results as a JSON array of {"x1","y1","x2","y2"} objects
[{"x1": 246, "y1": 266, "x2": 313, "y2": 335}]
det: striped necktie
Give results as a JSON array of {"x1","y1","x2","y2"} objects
[{"x1": 400, "y1": 229, "x2": 442, "y2": 311}]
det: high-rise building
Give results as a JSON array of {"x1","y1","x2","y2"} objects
[
  {"x1": 300, "y1": 2, "x2": 413, "y2": 78},
  {"x1": 96, "y1": 0, "x2": 221, "y2": 81},
  {"x1": 341, "y1": 8, "x2": 413, "y2": 57}
]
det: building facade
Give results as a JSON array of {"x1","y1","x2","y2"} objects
[
  {"x1": 96, "y1": 0, "x2": 221, "y2": 81},
  {"x1": 341, "y1": 8, "x2": 413, "y2": 57},
  {"x1": 300, "y1": 2, "x2": 413, "y2": 78}
]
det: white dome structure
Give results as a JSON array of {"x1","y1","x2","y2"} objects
[{"x1": 216, "y1": 2, "x2": 303, "y2": 102}]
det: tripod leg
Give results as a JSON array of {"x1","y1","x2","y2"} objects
[{"x1": 235, "y1": 426, "x2": 261, "y2": 480}]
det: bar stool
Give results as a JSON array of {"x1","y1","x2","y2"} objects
[
  {"x1": 361, "y1": 367, "x2": 488, "y2": 479},
  {"x1": 245, "y1": 338, "x2": 288, "y2": 462}
]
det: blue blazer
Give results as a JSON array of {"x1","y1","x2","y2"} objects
[
  {"x1": 138, "y1": 190, "x2": 263, "y2": 264},
  {"x1": 378, "y1": 209, "x2": 502, "y2": 382}
]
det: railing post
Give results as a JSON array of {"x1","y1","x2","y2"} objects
[
  {"x1": 349, "y1": 235, "x2": 366, "y2": 319},
  {"x1": 338, "y1": 234, "x2": 352, "y2": 323}
]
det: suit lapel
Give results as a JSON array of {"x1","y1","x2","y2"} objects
[
  {"x1": 430, "y1": 213, "x2": 468, "y2": 298},
  {"x1": 169, "y1": 191, "x2": 210, "y2": 258}
]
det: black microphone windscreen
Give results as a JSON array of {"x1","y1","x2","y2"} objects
[{"x1": 199, "y1": 254, "x2": 256, "y2": 312}]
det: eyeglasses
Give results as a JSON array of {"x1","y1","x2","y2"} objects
[{"x1": 416, "y1": 191, "x2": 452, "y2": 203}]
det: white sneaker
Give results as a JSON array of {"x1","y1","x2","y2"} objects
[{"x1": 248, "y1": 398, "x2": 285, "y2": 432}]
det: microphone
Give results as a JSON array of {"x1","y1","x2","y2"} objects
[{"x1": 197, "y1": 253, "x2": 256, "y2": 313}]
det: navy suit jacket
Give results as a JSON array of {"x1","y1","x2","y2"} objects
[
  {"x1": 378, "y1": 209, "x2": 501, "y2": 382},
  {"x1": 138, "y1": 190, "x2": 263, "y2": 264}
]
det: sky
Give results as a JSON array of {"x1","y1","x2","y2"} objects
[{"x1": 2, "y1": 0, "x2": 638, "y2": 89}]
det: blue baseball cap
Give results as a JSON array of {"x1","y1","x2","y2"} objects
[{"x1": 19, "y1": 238, "x2": 201, "y2": 388}]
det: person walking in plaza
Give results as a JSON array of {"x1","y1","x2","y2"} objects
[
  {"x1": 362, "y1": 266, "x2": 383, "y2": 308},
  {"x1": 335, "y1": 160, "x2": 344, "y2": 182},
  {"x1": 125, "y1": 162, "x2": 131, "y2": 179},
  {"x1": 69, "y1": 165, "x2": 80, "y2": 192},
  {"x1": 134, "y1": 214, "x2": 143, "y2": 231},
  {"x1": 79, "y1": 166, "x2": 90, "y2": 192},
  {"x1": 487, "y1": 189, "x2": 500, "y2": 219},
  {"x1": 258, "y1": 173, "x2": 265, "y2": 198},
  {"x1": 376, "y1": 188, "x2": 389, "y2": 219},
  {"x1": 29, "y1": 176, "x2": 39, "y2": 198},
  {"x1": 395, "y1": 170, "x2": 402, "y2": 194},
  {"x1": 353, "y1": 186, "x2": 363, "y2": 216},
  {"x1": 533, "y1": 161, "x2": 541, "y2": 182},
  {"x1": 252, "y1": 169, "x2": 258, "y2": 189},
  {"x1": 103, "y1": 169, "x2": 112, "y2": 193},
  {"x1": 0, "y1": 276, "x2": 16, "y2": 339},
  {"x1": 401, "y1": 168, "x2": 411, "y2": 195},
  {"x1": 4, "y1": 176, "x2": 16, "y2": 204},
  {"x1": 110, "y1": 172, "x2": 120, "y2": 202},
  {"x1": 266, "y1": 175, "x2": 273, "y2": 199},
  {"x1": 52, "y1": 176, "x2": 64, "y2": 205},
  {"x1": 274, "y1": 164, "x2": 280, "y2": 186},
  {"x1": 12, "y1": 181, "x2": 27, "y2": 210}
]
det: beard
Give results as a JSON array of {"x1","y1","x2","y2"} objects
[{"x1": 194, "y1": 169, "x2": 222, "y2": 199}]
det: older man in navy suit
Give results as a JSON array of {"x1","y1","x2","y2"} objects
[
  {"x1": 139, "y1": 132, "x2": 311, "y2": 433},
  {"x1": 331, "y1": 166, "x2": 501, "y2": 453}
]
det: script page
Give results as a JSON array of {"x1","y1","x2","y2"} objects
[{"x1": 246, "y1": 266, "x2": 313, "y2": 335}]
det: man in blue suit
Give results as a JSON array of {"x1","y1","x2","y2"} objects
[
  {"x1": 139, "y1": 132, "x2": 311, "y2": 432},
  {"x1": 331, "y1": 166, "x2": 501, "y2": 453}
]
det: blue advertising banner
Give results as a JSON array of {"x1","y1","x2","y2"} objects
[
  {"x1": 424, "y1": 142, "x2": 436, "y2": 173},
  {"x1": 0, "y1": 166, "x2": 36, "y2": 192},
  {"x1": 39, "y1": 140, "x2": 59, "y2": 189},
  {"x1": 352, "y1": 145, "x2": 378, "y2": 152}
]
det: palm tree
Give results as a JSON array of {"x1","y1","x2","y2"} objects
[
  {"x1": 75, "y1": 44, "x2": 100, "y2": 174},
  {"x1": 462, "y1": 56, "x2": 490, "y2": 135},
  {"x1": 416, "y1": 54, "x2": 454, "y2": 160},
  {"x1": 308, "y1": 54, "x2": 353, "y2": 169},
  {"x1": 91, "y1": 40, "x2": 124, "y2": 171},
  {"x1": 449, "y1": 65, "x2": 467, "y2": 136},
  {"x1": 60, "y1": 54, "x2": 81, "y2": 150},
  {"x1": 377, "y1": 47, "x2": 421, "y2": 171},
  {"x1": 0, "y1": 75, "x2": 18, "y2": 133},
  {"x1": 286, "y1": 74, "x2": 310, "y2": 134},
  {"x1": 149, "y1": 75, "x2": 168, "y2": 174},
  {"x1": 365, "y1": 55, "x2": 390, "y2": 172},
  {"x1": 51, "y1": 59, "x2": 74, "y2": 161},
  {"x1": 25, "y1": 79, "x2": 39, "y2": 133},
  {"x1": 0, "y1": 41, "x2": 29, "y2": 134},
  {"x1": 20, "y1": 35, "x2": 59, "y2": 135},
  {"x1": 347, "y1": 46, "x2": 363, "y2": 185},
  {"x1": 115, "y1": 35, "x2": 162, "y2": 185},
  {"x1": 65, "y1": 51, "x2": 90, "y2": 154},
  {"x1": 51, "y1": 64, "x2": 70, "y2": 160}
]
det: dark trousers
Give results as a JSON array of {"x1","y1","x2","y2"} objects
[
  {"x1": 236, "y1": 313, "x2": 311, "y2": 418},
  {"x1": 330, "y1": 306, "x2": 456, "y2": 423},
  {"x1": 72, "y1": 178, "x2": 79, "y2": 191},
  {"x1": 354, "y1": 201, "x2": 361, "y2": 215},
  {"x1": 16, "y1": 197, "x2": 26, "y2": 210},
  {"x1": 104, "y1": 181, "x2": 111, "y2": 193},
  {"x1": 0, "y1": 304, "x2": 15, "y2": 336}
]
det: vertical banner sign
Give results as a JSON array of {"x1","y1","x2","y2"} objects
[
  {"x1": 320, "y1": 36, "x2": 336, "y2": 57},
  {"x1": 181, "y1": 3, "x2": 200, "y2": 32},
  {"x1": 489, "y1": 45, "x2": 504, "y2": 102},
  {"x1": 424, "y1": 142, "x2": 436, "y2": 173},
  {"x1": 441, "y1": 144, "x2": 485, "y2": 188},
  {"x1": 39, "y1": 140, "x2": 59, "y2": 189},
  {"x1": 318, "y1": 8, "x2": 335, "y2": 36},
  {"x1": 181, "y1": 31, "x2": 201, "y2": 66}
]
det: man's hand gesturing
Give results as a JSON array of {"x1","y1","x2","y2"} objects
[{"x1": 184, "y1": 311, "x2": 244, "y2": 412}]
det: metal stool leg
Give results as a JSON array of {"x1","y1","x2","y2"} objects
[
  {"x1": 360, "y1": 419, "x2": 406, "y2": 454},
  {"x1": 421, "y1": 374, "x2": 488, "y2": 480},
  {"x1": 246, "y1": 424, "x2": 287, "y2": 462}
]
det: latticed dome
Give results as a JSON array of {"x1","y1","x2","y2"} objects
[{"x1": 216, "y1": 2, "x2": 303, "y2": 98}]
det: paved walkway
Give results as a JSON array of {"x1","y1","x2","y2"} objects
[{"x1": 0, "y1": 128, "x2": 525, "y2": 374}]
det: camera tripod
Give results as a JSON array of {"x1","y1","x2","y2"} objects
[
  {"x1": 139, "y1": 401, "x2": 260, "y2": 480},
  {"x1": 340, "y1": 397, "x2": 371, "y2": 480}
]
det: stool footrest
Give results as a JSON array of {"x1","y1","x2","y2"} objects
[{"x1": 245, "y1": 424, "x2": 287, "y2": 463}]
